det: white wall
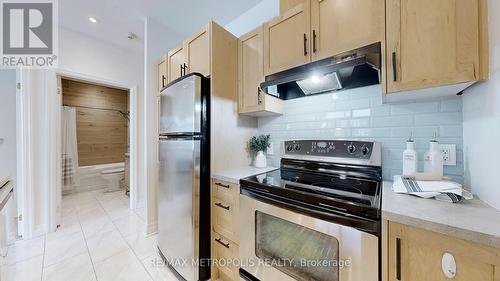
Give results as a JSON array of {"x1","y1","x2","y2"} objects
[
  {"x1": 462, "y1": 0, "x2": 500, "y2": 210},
  {"x1": 0, "y1": 70, "x2": 17, "y2": 184},
  {"x1": 143, "y1": 18, "x2": 183, "y2": 232},
  {"x1": 224, "y1": 0, "x2": 279, "y2": 37},
  {"x1": 0, "y1": 70, "x2": 17, "y2": 238},
  {"x1": 58, "y1": 28, "x2": 146, "y2": 203}
]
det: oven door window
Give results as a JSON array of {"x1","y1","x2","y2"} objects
[{"x1": 255, "y1": 211, "x2": 339, "y2": 281}]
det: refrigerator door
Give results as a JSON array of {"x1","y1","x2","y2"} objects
[
  {"x1": 160, "y1": 74, "x2": 202, "y2": 135},
  {"x1": 158, "y1": 137, "x2": 200, "y2": 281}
]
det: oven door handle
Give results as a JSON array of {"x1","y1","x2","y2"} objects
[{"x1": 241, "y1": 187, "x2": 379, "y2": 235}]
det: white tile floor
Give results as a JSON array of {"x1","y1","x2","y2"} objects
[{"x1": 0, "y1": 189, "x2": 178, "y2": 281}]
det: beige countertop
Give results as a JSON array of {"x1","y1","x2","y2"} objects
[
  {"x1": 382, "y1": 181, "x2": 500, "y2": 248},
  {"x1": 212, "y1": 166, "x2": 278, "y2": 184}
]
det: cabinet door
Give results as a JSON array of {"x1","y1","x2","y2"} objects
[
  {"x1": 386, "y1": 0, "x2": 480, "y2": 93},
  {"x1": 388, "y1": 222, "x2": 500, "y2": 281},
  {"x1": 238, "y1": 27, "x2": 264, "y2": 113},
  {"x1": 310, "y1": 0, "x2": 384, "y2": 61},
  {"x1": 157, "y1": 57, "x2": 167, "y2": 92},
  {"x1": 167, "y1": 45, "x2": 185, "y2": 83},
  {"x1": 263, "y1": 1, "x2": 311, "y2": 75},
  {"x1": 185, "y1": 25, "x2": 210, "y2": 77}
]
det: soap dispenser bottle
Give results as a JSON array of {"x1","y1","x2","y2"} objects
[
  {"x1": 402, "y1": 133, "x2": 418, "y2": 176},
  {"x1": 424, "y1": 134, "x2": 444, "y2": 179}
]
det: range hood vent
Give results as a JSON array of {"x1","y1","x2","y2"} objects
[{"x1": 261, "y1": 42, "x2": 382, "y2": 100}]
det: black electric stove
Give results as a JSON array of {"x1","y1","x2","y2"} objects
[{"x1": 240, "y1": 140, "x2": 383, "y2": 235}]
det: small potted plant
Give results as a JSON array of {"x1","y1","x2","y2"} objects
[{"x1": 249, "y1": 134, "x2": 271, "y2": 168}]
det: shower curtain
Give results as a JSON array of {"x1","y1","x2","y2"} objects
[{"x1": 61, "y1": 106, "x2": 78, "y2": 192}]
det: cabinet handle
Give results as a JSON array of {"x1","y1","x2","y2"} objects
[
  {"x1": 303, "y1": 33, "x2": 308, "y2": 56},
  {"x1": 161, "y1": 75, "x2": 166, "y2": 88},
  {"x1": 392, "y1": 52, "x2": 397, "y2": 82},
  {"x1": 215, "y1": 182, "x2": 230, "y2": 189},
  {"x1": 215, "y1": 238, "x2": 230, "y2": 249},
  {"x1": 215, "y1": 202, "x2": 230, "y2": 210},
  {"x1": 183, "y1": 63, "x2": 187, "y2": 76},
  {"x1": 396, "y1": 237, "x2": 401, "y2": 280},
  {"x1": 257, "y1": 87, "x2": 263, "y2": 105},
  {"x1": 312, "y1": 30, "x2": 317, "y2": 53}
]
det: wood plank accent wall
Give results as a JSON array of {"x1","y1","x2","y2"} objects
[{"x1": 62, "y1": 79, "x2": 129, "y2": 167}]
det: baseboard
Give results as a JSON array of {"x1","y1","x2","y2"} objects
[
  {"x1": 146, "y1": 220, "x2": 158, "y2": 235},
  {"x1": 32, "y1": 224, "x2": 48, "y2": 239}
]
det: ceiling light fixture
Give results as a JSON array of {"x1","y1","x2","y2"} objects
[{"x1": 89, "y1": 17, "x2": 97, "y2": 23}]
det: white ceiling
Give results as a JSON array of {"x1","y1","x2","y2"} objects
[{"x1": 59, "y1": 0, "x2": 263, "y2": 51}]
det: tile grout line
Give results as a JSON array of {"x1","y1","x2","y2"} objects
[
  {"x1": 75, "y1": 192, "x2": 103, "y2": 281},
  {"x1": 94, "y1": 191, "x2": 155, "y2": 281},
  {"x1": 40, "y1": 235, "x2": 47, "y2": 281}
]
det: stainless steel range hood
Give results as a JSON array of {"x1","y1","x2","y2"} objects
[{"x1": 261, "y1": 42, "x2": 381, "y2": 100}]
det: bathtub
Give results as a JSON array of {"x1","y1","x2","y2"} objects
[{"x1": 70, "y1": 162, "x2": 125, "y2": 194}]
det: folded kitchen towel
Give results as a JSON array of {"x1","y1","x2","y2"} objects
[{"x1": 392, "y1": 175, "x2": 473, "y2": 203}]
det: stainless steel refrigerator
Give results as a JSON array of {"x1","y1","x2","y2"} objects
[{"x1": 158, "y1": 73, "x2": 210, "y2": 281}]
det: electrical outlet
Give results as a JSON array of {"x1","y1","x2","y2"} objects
[{"x1": 440, "y1": 144, "x2": 456, "y2": 166}]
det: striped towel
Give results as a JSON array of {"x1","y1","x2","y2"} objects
[
  {"x1": 392, "y1": 175, "x2": 473, "y2": 203},
  {"x1": 62, "y1": 154, "x2": 74, "y2": 186}
]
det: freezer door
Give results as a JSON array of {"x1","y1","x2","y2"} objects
[
  {"x1": 158, "y1": 137, "x2": 200, "y2": 281},
  {"x1": 159, "y1": 75, "x2": 202, "y2": 135}
]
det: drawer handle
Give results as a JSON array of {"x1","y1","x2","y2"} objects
[
  {"x1": 303, "y1": 33, "x2": 308, "y2": 56},
  {"x1": 215, "y1": 182, "x2": 230, "y2": 189},
  {"x1": 396, "y1": 237, "x2": 401, "y2": 280},
  {"x1": 392, "y1": 52, "x2": 397, "y2": 82},
  {"x1": 312, "y1": 29, "x2": 317, "y2": 53},
  {"x1": 215, "y1": 238, "x2": 230, "y2": 249},
  {"x1": 215, "y1": 202, "x2": 230, "y2": 210}
]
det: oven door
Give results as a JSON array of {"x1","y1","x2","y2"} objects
[{"x1": 239, "y1": 192, "x2": 379, "y2": 281}]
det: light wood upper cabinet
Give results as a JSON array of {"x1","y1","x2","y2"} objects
[
  {"x1": 157, "y1": 56, "x2": 167, "y2": 92},
  {"x1": 387, "y1": 222, "x2": 500, "y2": 281},
  {"x1": 184, "y1": 25, "x2": 211, "y2": 77},
  {"x1": 263, "y1": 1, "x2": 311, "y2": 76},
  {"x1": 310, "y1": 0, "x2": 385, "y2": 61},
  {"x1": 167, "y1": 44, "x2": 185, "y2": 83},
  {"x1": 386, "y1": 0, "x2": 481, "y2": 93},
  {"x1": 238, "y1": 27, "x2": 283, "y2": 116}
]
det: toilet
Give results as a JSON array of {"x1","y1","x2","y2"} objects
[{"x1": 101, "y1": 167, "x2": 125, "y2": 192}]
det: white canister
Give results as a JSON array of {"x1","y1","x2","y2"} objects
[
  {"x1": 254, "y1": 151, "x2": 267, "y2": 168},
  {"x1": 424, "y1": 140, "x2": 443, "y2": 178},
  {"x1": 403, "y1": 140, "x2": 418, "y2": 176}
]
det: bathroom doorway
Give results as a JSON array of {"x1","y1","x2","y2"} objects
[
  {"x1": 60, "y1": 78, "x2": 130, "y2": 195},
  {"x1": 58, "y1": 77, "x2": 132, "y2": 227}
]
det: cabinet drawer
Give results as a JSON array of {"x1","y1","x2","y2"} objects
[
  {"x1": 213, "y1": 198, "x2": 238, "y2": 242},
  {"x1": 212, "y1": 232, "x2": 239, "y2": 281},
  {"x1": 212, "y1": 179, "x2": 239, "y2": 204}
]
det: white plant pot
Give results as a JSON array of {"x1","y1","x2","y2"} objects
[{"x1": 254, "y1": 151, "x2": 267, "y2": 168}]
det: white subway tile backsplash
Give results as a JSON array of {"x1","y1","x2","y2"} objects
[
  {"x1": 414, "y1": 112, "x2": 462, "y2": 126},
  {"x1": 258, "y1": 86, "x2": 464, "y2": 181},
  {"x1": 371, "y1": 115, "x2": 414, "y2": 127}
]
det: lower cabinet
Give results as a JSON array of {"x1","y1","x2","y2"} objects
[
  {"x1": 387, "y1": 222, "x2": 500, "y2": 281},
  {"x1": 211, "y1": 179, "x2": 240, "y2": 281},
  {"x1": 212, "y1": 231, "x2": 240, "y2": 281}
]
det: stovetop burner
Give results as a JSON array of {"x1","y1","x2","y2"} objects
[{"x1": 240, "y1": 140, "x2": 383, "y2": 227}]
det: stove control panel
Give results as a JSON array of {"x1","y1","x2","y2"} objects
[{"x1": 284, "y1": 140, "x2": 376, "y2": 160}]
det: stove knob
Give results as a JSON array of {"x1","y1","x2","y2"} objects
[
  {"x1": 294, "y1": 144, "x2": 301, "y2": 151},
  {"x1": 362, "y1": 145, "x2": 370, "y2": 155},
  {"x1": 347, "y1": 144, "x2": 357, "y2": 154},
  {"x1": 286, "y1": 145, "x2": 293, "y2": 152}
]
